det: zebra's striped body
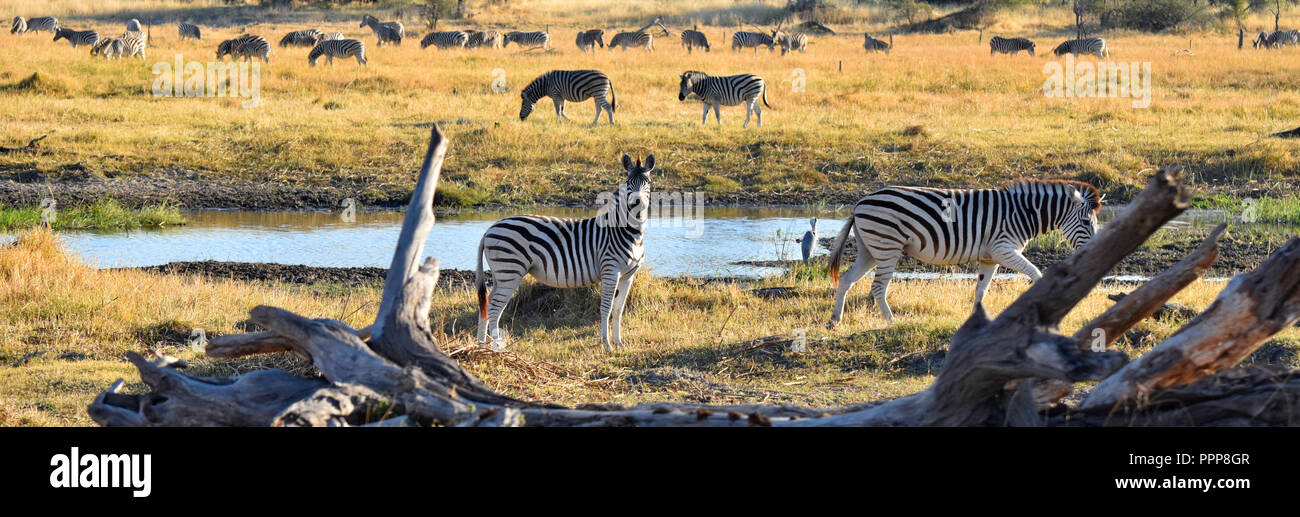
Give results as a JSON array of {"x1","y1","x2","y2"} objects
[
  {"x1": 309, "y1": 38, "x2": 366, "y2": 66},
  {"x1": 53, "y1": 28, "x2": 99, "y2": 48},
  {"x1": 23, "y1": 16, "x2": 58, "y2": 34},
  {"x1": 520, "y1": 70, "x2": 616, "y2": 126},
  {"x1": 218, "y1": 34, "x2": 269, "y2": 62},
  {"x1": 360, "y1": 14, "x2": 403, "y2": 46},
  {"x1": 677, "y1": 71, "x2": 771, "y2": 127},
  {"x1": 776, "y1": 31, "x2": 808, "y2": 55},
  {"x1": 119, "y1": 30, "x2": 146, "y2": 59},
  {"x1": 503, "y1": 31, "x2": 550, "y2": 49},
  {"x1": 989, "y1": 36, "x2": 1035, "y2": 56},
  {"x1": 178, "y1": 22, "x2": 201, "y2": 41},
  {"x1": 608, "y1": 31, "x2": 652, "y2": 51},
  {"x1": 318, "y1": 31, "x2": 344, "y2": 42},
  {"x1": 476, "y1": 154, "x2": 654, "y2": 351},
  {"x1": 863, "y1": 33, "x2": 890, "y2": 53},
  {"x1": 125, "y1": 19, "x2": 141, "y2": 32},
  {"x1": 421, "y1": 31, "x2": 468, "y2": 49},
  {"x1": 11, "y1": 17, "x2": 26, "y2": 34},
  {"x1": 1052, "y1": 37, "x2": 1108, "y2": 57},
  {"x1": 576, "y1": 29, "x2": 604, "y2": 52},
  {"x1": 90, "y1": 37, "x2": 125, "y2": 59},
  {"x1": 467, "y1": 30, "x2": 502, "y2": 49},
  {"x1": 681, "y1": 29, "x2": 709, "y2": 52},
  {"x1": 731, "y1": 31, "x2": 775, "y2": 52},
  {"x1": 280, "y1": 29, "x2": 323, "y2": 47},
  {"x1": 1254, "y1": 30, "x2": 1300, "y2": 48},
  {"x1": 826, "y1": 180, "x2": 1101, "y2": 326}
]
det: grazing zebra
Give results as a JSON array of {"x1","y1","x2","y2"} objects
[
  {"x1": 177, "y1": 22, "x2": 201, "y2": 41},
  {"x1": 1052, "y1": 37, "x2": 1108, "y2": 57},
  {"x1": 217, "y1": 34, "x2": 269, "y2": 62},
  {"x1": 680, "y1": 29, "x2": 709, "y2": 53},
  {"x1": 279, "y1": 29, "x2": 323, "y2": 47},
  {"x1": 309, "y1": 38, "x2": 366, "y2": 66},
  {"x1": 503, "y1": 30, "x2": 550, "y2": 50},
  {"x1": 318, "y1": 31, "x2": 344, "y2": 42},
  {"x1": 576, "y1": 29, "x2": 605, "y2": 52},
  {"x1": 519, "y1": 70, "x2": 616, "y2": 126},
  {"x1": 421, "y1": 31, "x2": 468, "y2": 49},
  {"x1": 825, "y1": 180, "x2": 1102, "y2": 327},
  {"x1": 1254, "y1": 30, "x2": 1300, "y2": 48},
  {"x1": 467, "y1": 30, "x2": 502, "y2": 49},
  {"x1": 115, "y1": 33, "x2": 146, "y2": 59},
  {"x1": 863, "y1": 33, "x2": 891, "y2": 53},
  {"x1": 23, "y1": 16, "x2": 58, "y2": 34},
  {"x1": 677, "y1": 71, "x2": 771, "y2": 127},
  {"x1": 90, "y1": 37, "x2": 125, "y2": 59},
  {"x1": 125, "y1": 19, "x2": 141, "y2": 32},
  {"x1": 53, "y1": 28, "x2": 99, "y2": 48},
  {"x1": 608, "y1": 31, "x2": 653, "y2": 51},
  {"x1": 776, "y1": 31, "x2": 808, "y2": 55},
  {"x1": 360, "y1": 14, "x2": 403, "y2": 46},
  {"x1": 475, "y1": 154, "x2": 655, "y2": 351},
  {"x1": 11, "y1": 17, "x2": 26, "y2": 34},
  {"x1": 731, "y1": 31, "x2": 775, "y2": 52},
  {"x1": 989, "y1": 36, "x2": 1035, "y2": 56}
]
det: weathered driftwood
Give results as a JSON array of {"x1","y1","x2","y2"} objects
[{"x1": 87, "y1": 130, "x2": 1300, "y2": 427}]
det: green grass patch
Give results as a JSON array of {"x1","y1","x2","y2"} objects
[{"x1": 0, "y1": 199, "x2": 187, "y2": 231}]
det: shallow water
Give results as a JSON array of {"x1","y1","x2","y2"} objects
[{"x1": 9, "y1": 205, "x2": 1282, "y2": 279}]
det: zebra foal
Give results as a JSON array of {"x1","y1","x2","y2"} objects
[
  {"x1": 1052, "y1": 37, "x2": 1108, "y2": 58},
  {"x1": 53, "y1": 27, "x2": 99, "y2": 48},
  {"x1": 519, "y1": 70, "x2": 616, "y2": 126},
  {"x1": 825, "y1": 180, "x2": 1101, "y2": 327},
  {"x1": 309, "y1": 39, "x2": 367, "y2": 66},
  {"x1": 177, "y1": 22, "x2": 202, "y2": 41},
  {"x1": 677, "y1": 71, "x2": 771, "y2": 127},
  {"x1": 989, "y1": 36, "x2": 1035, "y2": 56},
  {"x1": 361, "y1": 14, "x2": 403, "y2": 46},
  {"x1": 475, "y1": 154, "x2": 655, "y2": 351},
  {"x1": 576, "y1": 29, "x2": 604, "y2": 52}
]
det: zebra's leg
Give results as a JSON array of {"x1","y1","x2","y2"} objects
[
  {"x1": 973, "y1": 261, "x2": 999, "y2": 307},
  {"x1": 743, "y1": 100, "x2": 754, "y2": 128},
  {"x1": 991, "y1": 245, "x2": 1043, "y2": 283},
  {"x1": 609, "y1": 264, "x2": 640, "y2": 348},
  {"x1": 700, "y1": 103, "x2": 709, "y2": 125},
  {"x1": 870, "y1": 252, "x2": 902, "y2": 323},
  {"x1": 755, "y1": 99, "x2": 763, "y2": 127},
  {"x1": 483, "y1": 270, "x2": 526, "y2": 348},
  {"x1": 598, "y1": 270, "x2": 621, "y2": 352},
  {"x1": 713, "y1": 104, "x2": 722, "y2": 126},
  {"x1": 827, "y1": 244, "x2": 876, "y2": 330}
]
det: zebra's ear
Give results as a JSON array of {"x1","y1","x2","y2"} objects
[
  {"x1": 621, "y1": 153, "x2": 634, "y2": 172},
  {"x1": 643, "y1": 154, "x2": 656, "y2": 173}
]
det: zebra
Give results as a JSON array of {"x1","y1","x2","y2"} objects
[
  {"x1": 576, "y1": 29, "x2": 604, "y2": 52},
  {"x1": 989, "y1": 36, "x2": 1035, "y2": 56},
  {"x1": 421, "y1": 31, "x2": 469, "y2": 49},
  {"x1": 23, "y1": 16, "x2": 58, "y2": 34},
  {"x1": 280, "y1": 29, "x2": 323, "y2": 47},
  {"x1": 776, "y1": 31, "x2": 808, "y2": 55},
  {"x1": 217, "y1": 34, "x2": 269, "y2": 63},
  {"x1": 824, "y1": 180, "x2": 1101, "y2": 327},
  {"x1": 731, "y1": 31, "x2": 775, "y2": 52},
  {"x1": 680, "y1": 29, "x2": 709, "y2": 53},
  {"x1": 177, "y1": 22, "x2": 201, "y2": 41},
  {"x1": 119, "y1": 30, "x2": 147, "y2": 59},
  {"x1": 309, "y1": 39, "x2": 367, "y2": 66},
  {"x1": 475, "y1": 154, "x2": 655, "y2": 352},
  {"x1": 863, "y1": 33, "x2": 891, "y2": 53},
  {"x1": 125, "y1": 18, "x2": 141, "y2": 32},
  {"x1": 608, "y1": 31, "x2": 653, "y2": 51},
  {"x1": 11, "y1": 17, "x2": 26, "y2": 34},
  {"x1": 53, "y1": 28, "x2": 99, "y2": 48},
  {"x1": 677, "y1": 71, "x2": 771, "y2": 127},
  {"x1": 503, "y1": 30, "x2": 550, "y2": 50},
  {"x1": 466, "y1": 30, "x2": 500, "y2": 49},
  {"x1": 519, "y1": 70, "x2": 616, "y2": 126},
  {"x1": 360, "y1": 14, "x2": 403, "y2": 46},
  {"x1": 90, "y1": 37, "x2": 125, "y2": 59},
  {"x1": 1052, "y1": 37, "x2": 1108, "y2": 57},
  {"x1": 1254, "y1": 30, "x2": 1300, "y2": 49},
  {"x1": 318, "y1": 31, "x2": 344, "y2": 42}
]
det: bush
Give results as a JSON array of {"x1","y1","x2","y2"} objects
[{"x1": 1100, "y1": 0, "x2": 1210, "y2": 32}]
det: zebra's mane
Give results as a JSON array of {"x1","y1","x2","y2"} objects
[{"x1": 1004, "y1": 179, "x2": 1101, "y2": 213}]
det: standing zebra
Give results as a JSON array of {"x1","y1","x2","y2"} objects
[
  {"x1": 575, "y1": 29, "x2": 605, "y2": 52},
  {"x1": 217, "y1": 34, "x2": 269, "y2": 63},
  {"x1": 11, "y1": 17, "x2": 26, "y2": 34},
  {"x1": 360, "y1": 14, "x2": 403, "y2": 46},
  {"x1": 177, "y1": 22, "x2": 201, "y2": 41},
  {"x1": 467, "y1": 30, "x2": 502, "y2": 49},
  {"x1": 1254, "y1": 30, "x2": 1300, "y2": 48},
  {"x1": 677, "y1": 71, "x2": 771, "y2": 127},
  {"x1": 732, "y1": 31, "x2": 775, "y2": 52},
  {"x1": 776, "y1": 31, "x2": 808, "y2": 55},
  {"x1": 125, "y1": 19, "x2": 141, "y2": 32},
  {"x1": 1052, "y1": 37, "x2": 1108, "y2": 57},
  {"x1": 309, "y1": 39, "x2": 367, "y2": 66},
  {"x1": 53, "y1": 28, "x2": 99, "y2": 48},
  {"x1": 825, "y1": 180, "x2": 1101, "y2": 327},
  {"x1": 90, "y1": 37, "x2": 125, "y2": 59},
  {"x1": 119, "y1": 30, "x2": 147, "y2": 59},
  {"x1": 681, "y1": 29, "x2": 709, "y2": 53},
  {"x1": 421, "y1": 31, "x2": 469, "y2": 49},
  {"x1": 280, "y1": 29, "x2": 323, "y2": 47},
  {"x1": 475, "y1": 154, "x2": 655, "y2": 352},
  {"x1": 608, "y1": 30, "x2": 653, "y2": 51},
  {"x1": 519, "y1": 70, "x2": 616, "y2": 126},
  {"x1": 503, "y1": 30, "x2": 550, "y2": 50},
  {"x1": 863, "y1": 33, "x2": 891, "y2": 53},
  {"x1": 989, "y1": 36, "x2": 1035, "y2": 56},
  {"x1": 21, "y1": 16, "x2": 58, "y2": 34}
]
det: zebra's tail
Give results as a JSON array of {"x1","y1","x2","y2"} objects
[
  {"x1": 762, "y1": 87, "x2": 772, "y2": 109},
  {"x1": 476, "y1": 236, "x2": 488, "y2": 321},
  {"x1": 610, "y1": 81, "x2": 617, "y2": 113},
  {"x1": 827, "y1": 216, "x2": 855, "y2": 291}
]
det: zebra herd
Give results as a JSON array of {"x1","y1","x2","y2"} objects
[
  {"x1": 12, "y1": 16, "x2": 150, "y2": 60},
  {"x1": 515, "y1": 68, "x2": 772, "y2": 127},
  {"x1": 1254, "y1": 29, "x2": 1300, "y2": 48}
]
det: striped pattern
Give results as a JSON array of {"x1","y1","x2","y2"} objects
[
  {"x1": 863, "y1": 33, "x2": 890, "y2": 53},
  {"x1": 117, "y1": 32, "x2": 146, "y2": 59},
  {"x1": 608, "y1": 31, "x2": 652, "y2": 51},
  {"x1": 24, "y1": 16, "x2": 58, "y2": 34},
  {"x1": 125, "y1": 19, "x2": 141, "y2": 32},
  {"x1": 177, "y1": 22, "x2": 201, "y2": 41},
  {"x1": 421, "y1": 31, "x2": 468, "y2": 49},
  {"x1": 360, "y1": 14, "x2": 403, "y2": 46},
  {"x1": 217, "y1": 34, "x2": 269, "y2": 63},
  {"x1": 503, "y1": 30, "x2": 550, "y2": 49},
  {"x1": 677, "y1": 71, "x2": 770, "y2": 127},
  {"x1": 280, "y1": 29, "x2": 323, "y2": 47},
  {"x1": 11, "y1": 17, "x2": 26, "y2": 34},
  {"x1": 309, "y1": 38, "x2": 366, "y2": 66},
  {"x1": 1052, "y1": 37, "x2": 1108, "y2": 57},
  {"x1": 825, "y1": 180, "x2": 1101, "y2": 325},
  {"x1": 475, "y1": 154, "x2": 655, "y2": 351},
  {"x1": 466, "y1": 30, "x2": 502, "y2": 49},
  {"x1": 575, "y1": 29, "x2": 604, "y2": 52},
  {"x1": 53, "y1": 28, "x2": 99, "y2": 48},
  {"x1": 318, "y1": 31, "x2": 344, "y2": 42},
  {"x1": 90, "y1": 37, "x2": 125, "y2": 59},
  {"x1": 731, "y1": 31, "x2": 775, "y2": 52},
  {"x1": 989, "y1": 36, "x2": 1034, "y2": 56},
  {"x1": 520, "y1": 70, "x2": 616, "y2": 125},
  {"x1": 1254, "y1": 30, "x2": 1300, "y2": 49},
  {"x1": 680, "y1": 29, "x2": 709, "y2": 53},
  {"x1": 776, "y1": 31, "x2": 808, "y2": 55}
]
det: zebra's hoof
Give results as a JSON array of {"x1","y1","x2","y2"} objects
[{"x1": 826, "y1": 321, "x2": 838, "y2": 331}]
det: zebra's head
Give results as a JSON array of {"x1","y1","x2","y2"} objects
[
  {"x1": 360, "y1": 14, "x2": 375, "y2": 28},
  {"x1": 1060, "y1": 182, "x2": 1102, "y2": 249},
  {"x1": 618, "y1": 153, "x2": 655, "y2": 227},
  {"x1": 678, "y1": 71, "x2": 708, "y2": 101},
  {"x1": 1027, "y1": 41, "x2": 1036, "y2": 56},
  {"x1": 518, "y1": 76, "x2": 545, "y2": 120}
]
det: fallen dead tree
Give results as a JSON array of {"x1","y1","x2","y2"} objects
[
  {"x1": 0, "y1": 134, "x2": 47, "y2": 154},
  {"x1": 88, "y1": 126, "x2": 1300, "y2": 426}
]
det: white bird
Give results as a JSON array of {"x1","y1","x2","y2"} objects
[{"x1": 800, "y1": 217, "x2": 818, "y2": 264}]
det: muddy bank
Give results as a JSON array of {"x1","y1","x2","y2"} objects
[{"x1": 128, "y1": 261, "x2": 482, "y2": 290}]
